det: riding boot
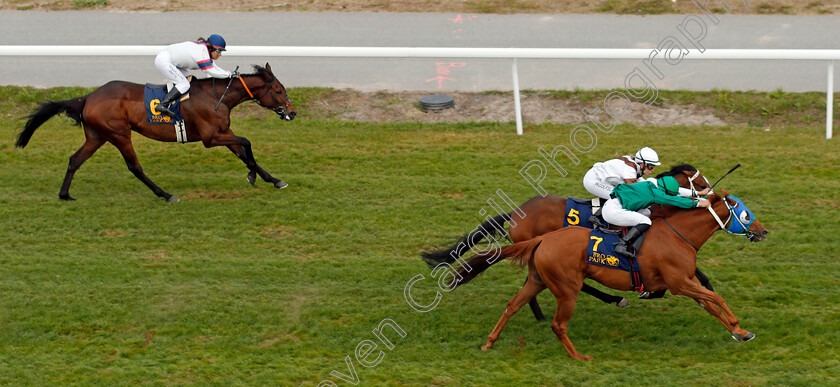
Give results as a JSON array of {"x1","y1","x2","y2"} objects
[
  {"x1": 614, "y1": 223, "x2": 650, "y2": 259},
  {"x1": 157, "y1": 88, "x2": 183, "y2": 118},
  {"x1": 588, "y1": 207, "x2": 607, "y2": 229}
]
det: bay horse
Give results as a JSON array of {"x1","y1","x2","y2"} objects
[
  {"x1": 16, "y1": 63, "x2": 295, "y2": 202},
  {"x1": 450, "y1": 189, "x2": 767, "y2": 360},
  {"x1": 422, "y1": 164, "x2": 712, "y2": 318}
]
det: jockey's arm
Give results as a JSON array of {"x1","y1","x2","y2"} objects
[
  {"x1": 203, "y1": 64, "x2": 232, "y2": 79},
  {"x1": 678, "y1": 186, "x2": 712, "y2": 197}
]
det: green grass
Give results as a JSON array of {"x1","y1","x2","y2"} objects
[{"x1": 1, "y1": 86, "x2": 839, "y2": 385}]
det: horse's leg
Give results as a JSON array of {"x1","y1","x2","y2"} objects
[
  {"x1": 223, "y1": 144, "x2": 280, "y2": 186},
  {"x1": 669, "y1": 277, "x2": 753, "y2": 341},
  {"x1": 482, "y1": 274, "x2": 546, "y2": 350},
  {"x1": 695, "y1": 268, "x2": 714, "y2": 291},
  {"x1": 112, "y1": 138, "x2": 178, "y2": 202},
  {"x1": 59, "y1": 129, "x2": 105, "y2": 201},
  {"x1": 581, "y1": 283, "x2": 629, "y2": 308},
  {"x1": 548, "y1": 289, "x2": 592, "y2": 360},
  {"x1": 210, "y1": 135, "x2": 286, "y2": 189},
  {"x1": 525, "y1": 277, "x2": 547, "y2": 322}
]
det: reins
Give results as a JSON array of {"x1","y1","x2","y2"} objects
[
  {"x1": 215, "y1": 66, "x2": 240, "y2": 111},
  {"x1": 663, "y1": 217, "x2": 699, "y2": 251}
]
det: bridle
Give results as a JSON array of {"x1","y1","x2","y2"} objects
[
  {"x1": 237, "y1": 74, "x2": 291, "y2": 117},
  {"x1": 706, "y1": 195, "x2": 756, "y2": 240},
  {"x1": 663, "y1": 194, "x2": 756, "y2": 252}
]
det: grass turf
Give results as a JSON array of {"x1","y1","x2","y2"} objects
[{"x1": 0, "y1": 86, "x2": 838, "y2": 385}]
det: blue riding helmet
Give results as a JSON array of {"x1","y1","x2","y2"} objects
[
  {"x1": 727, "y1": 196, "x2": 756, "y2": 234},
  {"x1": 207, "y1": 34, "x2": 227, "y2": 51}
]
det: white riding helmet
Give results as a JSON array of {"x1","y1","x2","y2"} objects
[{"x1": 635, "y1": 147, "x2": 661, "y2": 166}]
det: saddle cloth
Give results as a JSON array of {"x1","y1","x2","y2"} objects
[
  {"x1": 585, "y1": 229, "x2": 641, "y2": 273},
  {"x1": 562, "y1": 197, "x2": 604, "y2": 228},
  {"x1": 143, "y1": 84, "x2": 189, "y2": 143}
]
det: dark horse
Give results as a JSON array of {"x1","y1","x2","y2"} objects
[
  {"x1": 423, "y1": 164, "x2": 713, "y2": 319},
  {"x1": 451, "y1": 189, "x2": 768, "y2": 360},
  {"x1": 16, "y1": 63, "x2": 295, "y2": 202}
]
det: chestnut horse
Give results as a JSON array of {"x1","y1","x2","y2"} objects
[
  {"x1": 451, "y1": 189, "x2": 767, "y2": 360},
  {"x1": 16, "y1": 63, "x2": 295, "y2": 202},
  {"x1": 423, "y1": 164, "x2": 712, "y2": 318}
]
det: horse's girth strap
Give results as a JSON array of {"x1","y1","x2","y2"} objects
[{"x1": 238, "y1": 76, "x2": 255, "y2": 99}]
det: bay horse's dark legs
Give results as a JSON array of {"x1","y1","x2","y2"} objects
[
  {"x1": 527, "y1": 278, "x2": 627, "y2": 320},
  {"x1": 581, "y1": 283, "x2": 629, "y2": 307},
  {"x1": 225, "y1": 143, "x2": 287, "y2": 189},
  {"x1": 112, "y1": 140, "x2": 178, "y2": 202},
  {"x1": 59, "y1": 131, "x2": 105, "y2": 201},
  {"x1": 211, "y1": 135, "x2": 286, "y2": 189}
]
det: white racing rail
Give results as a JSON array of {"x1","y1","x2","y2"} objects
[{"x1": 2, "y1": 46, "x2": 837, "y2": 138}]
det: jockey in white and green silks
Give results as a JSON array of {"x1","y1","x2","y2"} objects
[{"x1": 603, "y1": 175, "x2": 711, "y2": 259}]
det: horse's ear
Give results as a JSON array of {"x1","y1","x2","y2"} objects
[
  {"x1": 265, "y1": 63, "x2": 272, "y2": 72},
  {"x1": 720, "y1": 188, "x2": 730, "y2": 197}
]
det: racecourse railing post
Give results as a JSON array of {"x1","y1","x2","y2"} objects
[
  {"x1": 512, "y1": 58, "x2": 523, "y2": 135},
  {"x1": 828, "y1": 60, "x2": 834, "y2": 140}
]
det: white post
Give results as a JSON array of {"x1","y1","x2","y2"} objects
[
  {"x1": 512, "y1": 58, "x2": 523, "y2": 135},
  {"x1": 828, "y1": 60, "x2": 834, "y2": 140}
]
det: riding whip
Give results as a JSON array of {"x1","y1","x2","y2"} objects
[
  {"x1": 215, "y1": 66, "x2": 239, "y2": 111},
  {"x1": 710, "y1": 163, "x2": 741, "y2": 190}
]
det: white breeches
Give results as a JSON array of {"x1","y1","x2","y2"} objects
[
  {"x1": 154, "y1": 51, "x2": 191, "y2": 94},
  {"x1": 582, "y1": 169, "x2": 615, "y2": 200},
  {"x1": 602, "y1": 198, "x2": 652, "y2": 227}
]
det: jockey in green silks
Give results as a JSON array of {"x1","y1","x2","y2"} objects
[{"x1": 603, "y1": 175, "x2": 711, "y2": 259}]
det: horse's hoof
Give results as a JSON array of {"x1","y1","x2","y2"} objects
[
  {"x1": 480, "y1": 344, "x2": 492, "y2": 351},
  {"x1": 59, "y1": 195, "x2": 76, "y2": 201},
  {"x1": 616, "y1": 298, "x2": 630, "y2": 308},
  {"x1": 167, "y1": 196, "x2": 180, "y2": 203},
  {"x1": 275, "y1": 180, "x2": 288, "y2": 189},
  {"x1": 247, "y1": 171, "x2": 257, "y2": 185},
  {"x1": 731, "y1": 332, "x2": 755, "y2": 342}
]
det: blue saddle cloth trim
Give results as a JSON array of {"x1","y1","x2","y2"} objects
[
  {"x1": 144, "y1": 86, "x2": 183, "y2": 124},
  {"x1": 563, "y1": 198, "x2": 594, "y2": 229},
  {"x1": 586, "y1": 229, "x2": 640, "y2": 272}
]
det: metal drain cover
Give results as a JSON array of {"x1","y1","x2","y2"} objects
[{"x1": 420, "y1": 94, "x2": 455, "y2": 112}]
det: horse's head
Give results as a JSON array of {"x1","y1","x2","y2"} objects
[
  {"x1": 250, "y1": 63, "x2": 296, "y2": 121},
  {"x1": 710, "y1": 189, "x2": 768, "y2": 242},
  {"x1": 656, "y1": 163, "x2": 710, "y2": 193}
]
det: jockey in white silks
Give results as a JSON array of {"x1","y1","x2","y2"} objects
[{"x1": 154, "y1": 34, "x2": 233, "y2": 118}]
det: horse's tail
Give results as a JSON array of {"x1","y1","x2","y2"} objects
[
  {"x1": 17, "y1": 96, "x2": 87, "y2": 148},
  {"x1": 452, "y1": 236, "x2": 543, "y2": 289},
  {"x1": 421, "y1": 212, "x2": 511, "y2": 269}
]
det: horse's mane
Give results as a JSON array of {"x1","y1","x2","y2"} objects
[
  {"x1": 655, "y1": 163, "x2": 697, "y2": 179},
  {"x1": 244, "y1": 65, "x2": 271, "y2": 77}
]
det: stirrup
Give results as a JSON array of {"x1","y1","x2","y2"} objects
[
  {"x1": 158, "y1": 105, "x2": 176, "y2": 118},
  {"x1": 589, "y1": 214, "x2": 607, "y2": 229},
  {"x1": 614, "y1": 243, "x2": 635, "y2": 259},
  {"x1": 638, "y1": 291, "x2": 651, "y2": 299}
]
